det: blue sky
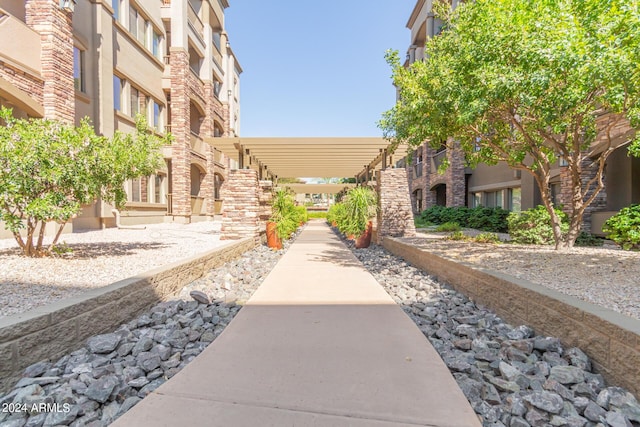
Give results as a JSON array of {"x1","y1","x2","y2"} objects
[{"x1": 225, "y1": 1, "x2": 416, "y2": 137}]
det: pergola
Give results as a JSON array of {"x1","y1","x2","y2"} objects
[{"x1": 206, "y1": 137, "x2": 408, "y2": 184}]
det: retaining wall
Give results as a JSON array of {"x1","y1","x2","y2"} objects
[
  {"x1": 382, "y1": 237, "x2": 640, "y2": 398},
  {"x1": 0, "y1": 238, "x2": 255, "y2": 392}
]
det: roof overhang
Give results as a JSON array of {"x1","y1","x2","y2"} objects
[
  {"x1": 206, "y1": 136, "x2": 407, "y2": 179},
  {"x1": 278, "y1": 183, "x2": 356, "y2": 194}
]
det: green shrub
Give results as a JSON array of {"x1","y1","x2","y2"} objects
[
  {"x1": 294, "y1": 205, "x2": 308, "y2": 224},
  {"x1": 420, "y1": 205, "x2": 448, "y2": 224},
  {"x1": 574, "y1": 231, "x2": 604, "y2": 247},
  {"x1": 467, "y1": 207, "x2": 510, "y2": 233},
  {"x1": 327, "y1": 203, "x2": 346, "y2": 227},
  {"x1": 308, "y1": 211, "x2": 328, "y2": 219},
  {"x1": 270, "y1": 189, "x2": 299, "y2": 239},
  {"x1": 339, "y1": 186, "x2": 377, "y2": 237},
  {"x1": 447, "y1": 231, "x2": 470, "y2": 241},
  {"x1": 507, "y1": 205, "x2": 568, "y2": 245},
  {"x1": 603, "y1": 204, "x2": 640, "y2": 250},
  {"x1": 436, "y1": 221, "x2": 461, "y2": 232},
  {"x1": 473, "y1": 232, "x2": 501, "y2": 244},
  {"x1": 420, "y1": 206, "x2": 508, "y2": 233}
]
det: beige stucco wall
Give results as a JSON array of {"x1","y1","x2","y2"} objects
[{"x1": 0, "y1": 11, "x2": 41, "y2": 75}]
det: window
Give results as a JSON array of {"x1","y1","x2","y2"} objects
[
  {"x1": 113, "y1": 75, "x2": 123, "y2": 111},
  {"x1": 152, "y1": 174, "x2": 165, "y2": 203},
  {"x1": 131, "y1": 178, "x2": 141, "y2": 202},
  {"x1": 471, "y1": 192, "x2": 482, "y2": 208},
  {"x1": 154, "y1": 101, "x2": 162, "y2": 130},
  {"x1": 129, "y1": 6, "x2": 138, "y2": 39},
  {"x1": 507, "y1": 188, "x2": 522, "y2": 212},
  {"x1": 485, "y1": 190, "x2": 503, "y2": 208},
  {"x1": 152, "y1": 31, "x2": 162, "y2": 59},
  {"x1": 550, "y1": 183, "x2": 561, "y2": 206},
  {"x1": 130, "y1": 87, "x2": 139, "y2": 117},
  {"x1": 112, "y1": 0, "x2": 120, "y2": 21},
  {"x1": 73, "y1": 47, "x2": 85, "y2": 92}
]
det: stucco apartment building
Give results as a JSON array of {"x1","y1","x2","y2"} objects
[
  {"x1": 401, "y1": 0, "x2": 640, "y2": 235},
  {"x1": 0, "y1": 0, "x2": 241, "y2": 237}
]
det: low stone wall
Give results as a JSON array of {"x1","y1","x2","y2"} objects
[
  {"x1": 382, "y1": 237, "x2": 640, "y2": 397},
  {"x1": 0, "y1": 238, "x2": 255, "y2": 393}
]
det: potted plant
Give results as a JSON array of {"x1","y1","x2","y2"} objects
[
  {"x1": 339, "y1": 186, "x2": 377, "y2": 248},
  {"x1": 267, "y1": 189, "x2": 298, "y2": 249}
]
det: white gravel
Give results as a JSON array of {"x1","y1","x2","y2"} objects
[
  {"x1": 405, "y1": 231, "x2": 640, "y2": 321},
  {"x1": 0, "y1": 221, "x2": 225, "y2": 318}
]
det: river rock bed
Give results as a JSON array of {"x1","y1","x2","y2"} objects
[
  {"x1": 0, "y1": 239, "x2": 290, "y2": 427},
  {"x1": 349, "y1": 241, "x2": 640, "y2": 427}
]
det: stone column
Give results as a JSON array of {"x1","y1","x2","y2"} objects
[
  {"x1": 446, "y1": 140, "x2": 466, "y2": 207},
  {"x1": 559, "y1": 157, "x2": 607, "y2": 233},
  {"x1": 169, "y1": 48, "x2": 191, "y2": 220},
  {"x1": 258, "y1": 181, "x2": 273, "y2": 232},
  {"x1": 220, "y1": 169, "x2": 260, "y2": 243},
  {"x1": 25, "y1": 0, "x2": 74, "y2": 123},
  {"x1": 376, "y1": 169, "x2": 416, "y2": 244}
]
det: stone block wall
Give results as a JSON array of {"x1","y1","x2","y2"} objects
[
  {"x1": 25, "y1": 0, "x2": 74, "y2": 123},
  {"x1": 220, "y1": 169, "x2": 260, "y2": 243},
  {"x1": 169, "y1": 48, "x2": 191, "y2": 218},
  {"x1": 376, "y1": 169, "x2": 416, "y2": 244},
  {"x1": 382, "y1": 237, "x2": 640, "y2": 398},
  {"x1": 445, "y1": 140, "x2": 466, "y2": 207},
  {"x1": 258, "y1": 180, "x2": 273, "y2": 230},
  {"x1": 0, "y1": 62, "x2": 44, "y2": 106},
  {"x1": 0, "y1": 238, "x2": 256, "y2": 393}
]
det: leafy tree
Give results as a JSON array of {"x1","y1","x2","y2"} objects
[
  {"x1": 380, "y1": 0, "x2": 640, "y2": 249},
  {"x1": 0, "y1": 108, "x2": 167, "y2": 256}
]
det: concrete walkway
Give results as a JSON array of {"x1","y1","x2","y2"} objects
[{"x1": 112, "y1": 221, "x2": 481, "y2": 426}]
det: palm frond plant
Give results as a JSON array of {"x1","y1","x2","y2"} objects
[{"x1": 339, "y1": 186, "x2": 378, "y2": 244}]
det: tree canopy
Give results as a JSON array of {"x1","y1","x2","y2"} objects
[
  {"x1": 0, "y1": 108, "x2": 168, "y2": 256},
  {"x1": 380, "y1": 0, "x2": 640, "y2": 249}
]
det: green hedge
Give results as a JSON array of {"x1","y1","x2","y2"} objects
[
  {"x1": 603, "y1": 204, "x2": 640, "y2": 250},
  {"x1": 420, "y1": 206, "x2": 509, "y2": 233},
  {"x1": 507, "y1": 205, "x2": 568, "y2": 245}
]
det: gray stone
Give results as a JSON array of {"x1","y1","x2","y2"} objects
[
  {"x1": 83, "y1": 376, "x2": 119, "y2": 403},
  {"x1": 488, "y1": 376, "x2": 521, "y2": 393},
  {"x1": 525, "y1": 408, "x2": 549, "y2": 426},
  {"x1": 86, "y1": 334, "x2": 121, "y2": 354},
  {"x1": 42, "y1": 404, "x2": 79, "y2": 426},
  {"x1": 509, "y1": 417, "x2": 530, "y2": 427},
  {"x1": 564, "y1": 348, "x2": 591, "y2": 371},
  {"x1": 0, "y1": 417, "x2": 28, "y2": 427},
  {"x1": 523, "y1": 391, "x2": 564, "y2": 414},
  {"x1": 13, "y1": 377, "x2": 60, "y2": 389},
  {"x1": 583, "y1": 401, "x2": 606, "y2": 422},
  {"x1": 455, "y1": 376, "x2": 483, "y2": 403},
  {"x1": 605, "y1": 411, "x2": 632, "y2": 427},
  {"x1": 549, "y1": 365, "x2": 585, "y2": 385},
  {"x1": 100, "y1": 401, "x2": 120, "y2": 425},
  {"x1": 499, "y1": 362, "x2": 522, "y2": 382},
  {"x1": 24, "y1": 413, "x2": 47, "y2": 427},
  {"x1": 131, "y1": 338, "x2": 154, "y2": 357},
  {"x1": 137, "y1": 378, "x2": 165, "y2": 398},
  {"x1": 23, "y1": 361, "x2": 51, "y2": 379},
  {"x1": 573, "y1": 397, "x2": 591, "y2": 415},
  {"x1": 189, "y1": 290, "x2": 210, "y2": 305},
  {"x1": 482, "y1": 383, "x2": 502, "y2": 405},
  {"x1": 136, "y1": 352, "x2": 161, "y2": 373},
  {"x1": 150, "y1": 344, "x2": 171, "y2": 361},
  {"x1": 127, "y1": 377, "x2": 149, "y2": 388},
  {"x1": 533, "y1": 337, "x2": 563, "y2": 353},
  {"x1": 119, "y1": 396, "x2": 142, "y2": 415}
]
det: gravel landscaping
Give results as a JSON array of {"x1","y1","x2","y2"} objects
[
  {"x1": 349, "y1": 240, "x2": 640, "y2": 427},
  {"x1": 0, "y1": 237, "x2": 293, "y2": 427},
  {"x1": 0, "y1": 222, "x2": 227, "y2": 318},
  {"x1": 407, "y1": 231, "x2": 640, "y2": 320}
]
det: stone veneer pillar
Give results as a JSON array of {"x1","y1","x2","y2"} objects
[
  {"x1": 258, "y1": 181, "x2": 273, "y2": 231},
  {"x1": 220, "y1": 169, "x2": 260, "y2": 243},
  {"x1": 25, "y1": 0, "x2": 74, "y2": 123},
  {"x1": 169, "y1": 48, "x2": 191, "y2": 219},
  {"x1": 445, "y1": 140, "x2": 466, "y2": 207},
  {"x1": 559, "y1": 158, "x2": 607, "y2": 233},
  {"x1": 376, "y1": 169, "x2": 417, "y2": 244}
]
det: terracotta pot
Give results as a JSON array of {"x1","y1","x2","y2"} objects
[
  {"x1": 331, "y1": 221, "x2": 337, "y2": 227},
  {"x1": 355, "y1": 221, "x2": 373, "y2": 249},
  {"x1": 266, "y1": 222, "x2": 283, "y2": 250}
]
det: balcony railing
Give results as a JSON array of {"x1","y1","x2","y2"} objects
[
  {"x1": 190, "y1": 131, "x2": 206, "y2": 155},
  {"x1": 187, "y1": 2, "x2": 204, "y2": 43},
  {"x1": 432, "y1": 149, "x2": 447, "y2": 172}
]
